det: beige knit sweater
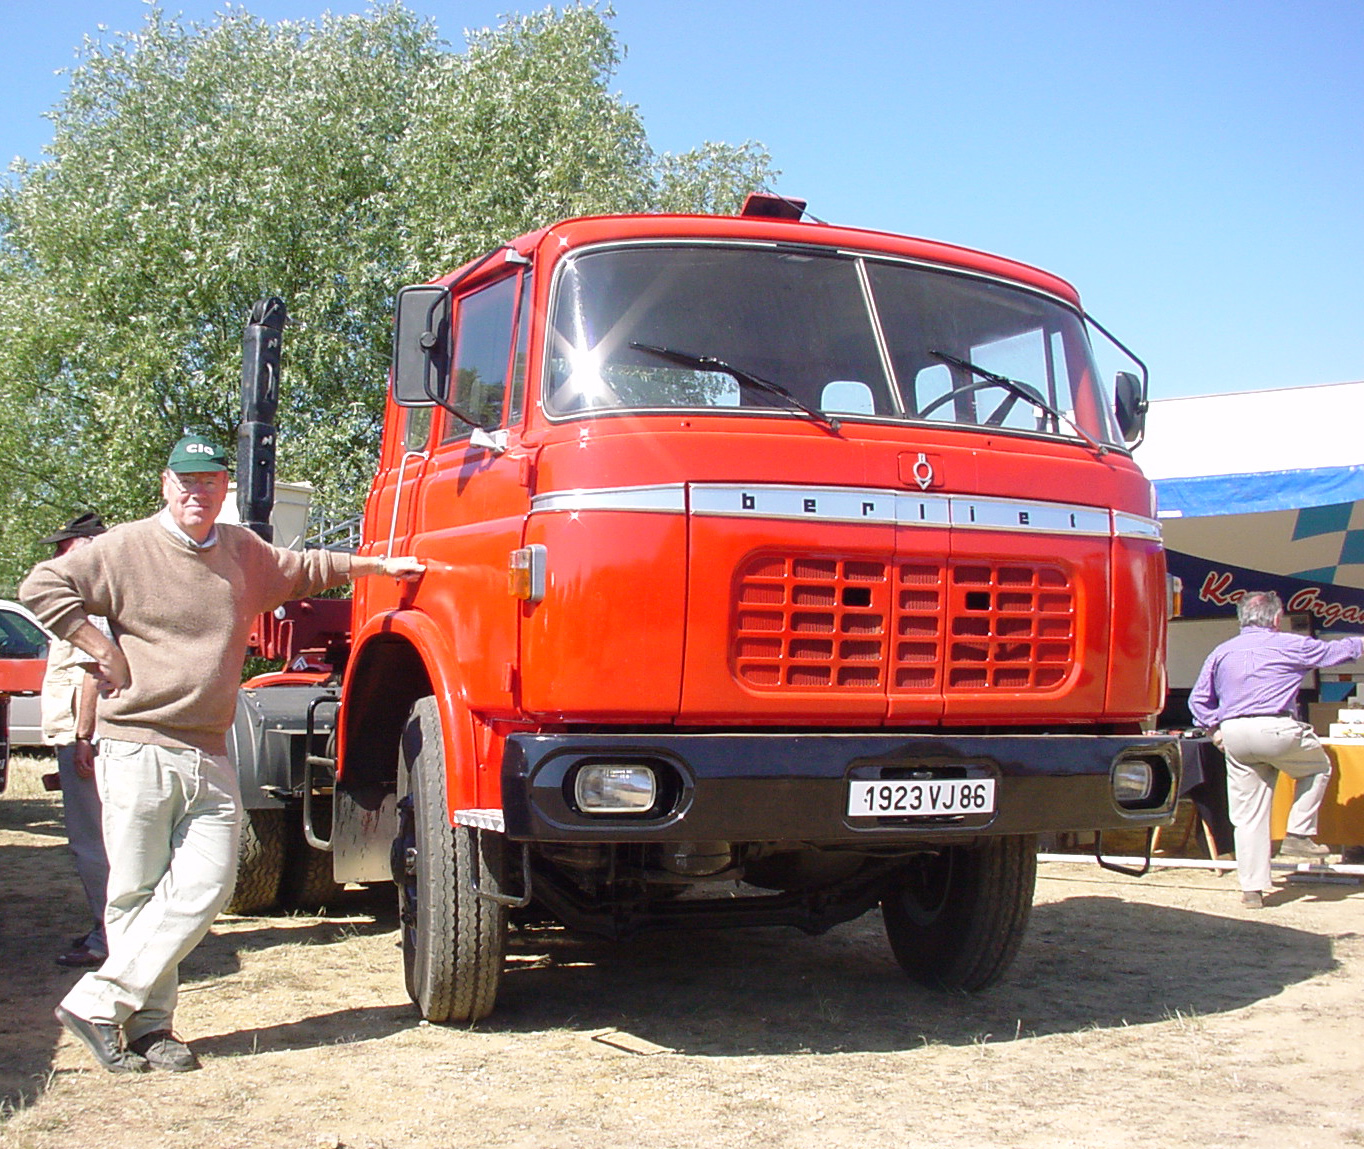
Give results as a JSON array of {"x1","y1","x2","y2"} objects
[{"x1": 20, "y1": 514, "x2": 353, "y2": 755}]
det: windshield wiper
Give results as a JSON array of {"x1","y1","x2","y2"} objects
[
  {"x1": 630, "y1": 342, "x2": 841, "y2": 434},
  {"x1": 928, "y1": 350, "x2": 1107, "y2": 456}
]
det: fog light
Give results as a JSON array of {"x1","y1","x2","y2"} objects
[
  {"x1": 574, "y1": 764, "x2": 657, "y2": 813},
  {"x1": 1113, "y1": 760, "x2": 1154, "y2": 805}
]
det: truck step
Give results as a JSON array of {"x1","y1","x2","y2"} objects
[{"x1": 452, "y1": 808, "x2": 506, "y2": 833}]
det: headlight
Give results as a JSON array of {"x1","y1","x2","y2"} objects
[
  {"x1": 573, "y1": 763, "x2": 657, "y2": 814},
  {"x1": 1112, "y1": 760, "x2": 1154, "y2": 805}
]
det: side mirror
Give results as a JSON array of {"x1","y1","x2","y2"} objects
[
  {"x1": 1113, "y1": 370, "x2": 1147, "y2": 446},
  {"x1": 392, "y1": 285, "x2": 450, "y2": 406}
]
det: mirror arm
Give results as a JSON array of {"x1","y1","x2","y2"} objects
[
  {"x1": 469, "y1": 427, "x2": 510, "y2": 455},
  {"x1": 1085, "y1": 310, "x2": 1149, "y2": 448},
  {"x1": 1084, "y1": 310, "x2": 1149, "y2": 410}
]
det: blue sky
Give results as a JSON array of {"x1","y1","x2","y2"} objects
[{"x1": 3, "y1": 0, "x2": 1361, "y2": 401}]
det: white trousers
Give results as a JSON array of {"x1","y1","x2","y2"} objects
[
  {"x1": 1220, "y1": 716, "x2": 1331, "y2": 894},
  {"x1": 56, "y1": 741, "x2": 110, "y2": 954},
  {"x1": 60, "y1": 739, "x2": 241, "y2": 1041}
]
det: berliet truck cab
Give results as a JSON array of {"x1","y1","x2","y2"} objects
[{"x1": 331, "y1": 194, "x2": 1177, "y2": 1022}]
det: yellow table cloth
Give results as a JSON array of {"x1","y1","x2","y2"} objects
[{"x1": 1271, "y1": 741, "x2": 1364, "y2": 847}]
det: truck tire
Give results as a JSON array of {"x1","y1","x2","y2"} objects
[
  {"x1": 226, "y1": 807, "x2": 286, "y2": 915},
  {"x1": 280, "y1": 730, "x2": 346, "y2": 912},
  {"x1": 881, "y1": 834, "x2": 1036, "y2": 992},
  {"x1": 394, "y1": 696, "x2": 506, "y2": 1023},
  {"x1": 280, "y1": 819, "x2": 345, "y2": 913}
]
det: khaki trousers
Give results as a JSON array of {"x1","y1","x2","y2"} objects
[
  {"x1": 60, "y1": 739, "x2": 241, "y2": 1041},
  {"x1": 1219, "y1": 716, "x2": 1330, "y2": 894},
  {"x1": 56, "y1": 741, "x2": 110, "y2": 954}
]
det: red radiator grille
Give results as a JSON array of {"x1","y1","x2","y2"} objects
[
  {"x1": 732, "y1": 554, "x2": 1075, "y2": 694},
  {"x1": 894, "y1": 562, "x2": 945, "y2": 691},
  {"x1": 733, "y1": 554, "x2": 890, "y2": 689},
  {"x1": 944, "y1": 564, "x2": 1075, "y2": 691}
]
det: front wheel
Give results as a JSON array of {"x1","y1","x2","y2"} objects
[
  {"x1": 881, "y1": 834, "x2": 1036, "y2": 992},
  {"x1": 393, "y1": 696, "x2": 506, "y2": 1023}
]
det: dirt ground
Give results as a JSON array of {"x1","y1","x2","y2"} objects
[{"x1": 2, "y1": 751, "x2": 1362, "y2": 1149}]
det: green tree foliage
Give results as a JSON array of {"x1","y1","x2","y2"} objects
[{"x1": 0, "y1": 2, "x2": 777, "y2": 592}]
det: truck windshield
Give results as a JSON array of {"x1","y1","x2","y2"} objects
[{"x1": 544, "y1": 243, "x2": 1122, "y2": 447}]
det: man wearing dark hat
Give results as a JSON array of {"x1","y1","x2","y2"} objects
[
  {"x1": 37, "y1": 513, "x2": 111, "y2": 969},
  {"x1": 21, "y1": 434, "x2": 423, "y2": 1073}
]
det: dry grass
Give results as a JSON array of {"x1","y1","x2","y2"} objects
[
  {"x1": 4, "y1": 752, "x2": 51, "y2": 799},
  {"x1": 3, "y1": 752, "x2": 1363, "y2": 1148}
]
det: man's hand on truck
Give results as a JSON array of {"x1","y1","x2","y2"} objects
[{"x1": 352, "y1": 554, "x2": 426, "y2": 581}]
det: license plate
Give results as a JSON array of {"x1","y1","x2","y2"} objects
[{"x1": 847, "y1": 778, "x2": 996, "y2": 817}]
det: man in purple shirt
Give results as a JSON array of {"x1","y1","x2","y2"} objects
[{"x1": 1190, "y1": 590, "x2": 1363, "y2": 908}]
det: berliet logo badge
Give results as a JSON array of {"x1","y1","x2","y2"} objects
[{"x1": 912, "y1": 452, "x2": 934, "y2": 491}]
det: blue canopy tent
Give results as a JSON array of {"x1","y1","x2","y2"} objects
[
  {"x1": 1137, "y1": 379, "x2": 1364, "y2": 701},
  {"x1": 1139, "y1": 380, "x2": 1364, "y2": 593}
]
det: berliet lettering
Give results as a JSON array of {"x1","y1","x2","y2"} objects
[{"x1": 533, "y1": 482, "x2": 1152, "y2": 539}]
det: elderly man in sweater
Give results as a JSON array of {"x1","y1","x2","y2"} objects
[{"x1": 21, "y1": 434, "x2": 423, "y2": 1073}]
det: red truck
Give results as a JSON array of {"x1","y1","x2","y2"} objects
[
  {"x1": 229, "y1": 194, "x2": 1178, "y2": 1023},
  {"x1": 0, "y1": 603, "x2": 49, "y2": 792}
]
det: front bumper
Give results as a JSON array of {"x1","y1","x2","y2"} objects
[{"x1": 501, "y1": 731, "x2": 1180, "y2": 844}]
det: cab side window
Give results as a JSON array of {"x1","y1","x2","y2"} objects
[
  {"x1": 442, "y1": 275, "x2": 519, "y2": 443},
  {"x1": 507, "y1": 271, "x2": 534, "y2": 428},
  {"x1": 403, "y1": 405, "x2": 432, "y2": 452}
]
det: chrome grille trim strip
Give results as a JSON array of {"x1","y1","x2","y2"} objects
[
  {"x1": 531, "y1": 483, "x2": 686, "y2": 514},
  {"x1": 947, "y1": 495, "x2": 1109, "y2": 536},
  {"x1": 691, "y1": 483, "x2": 930, "y2": 525},
  {"x1": 1112, "y1": 512, "x2": 1163, "y2": 540},
  {"x1": 531, "y1": 481, "x2": 1155, "y2": 540}
]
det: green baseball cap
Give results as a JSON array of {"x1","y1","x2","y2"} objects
[{"x1": 167, "y1": 434, "x2": 230, "y2": 473}]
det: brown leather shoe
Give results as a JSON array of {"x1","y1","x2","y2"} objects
[
  {"x1": 128, "y1": 1030, "x2": 201, "y2": 1072},
  {"x1": 54, "y1": 1006, "x2": 149, "y2": 1073},
  {"x1": 1240, "y1": 890, "x2": 1263, "y2": 909},
  {"x1": 1278, "y1": 834, "x2": 1330, "y2": 858}
]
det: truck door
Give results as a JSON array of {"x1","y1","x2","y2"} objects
[{"x1": 406, "y1": 269, "x2": 535, "y2": 718}]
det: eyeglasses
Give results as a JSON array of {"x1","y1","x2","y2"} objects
[{"x1": 167, "y1": 472, "x2": 227, "y2": 494}]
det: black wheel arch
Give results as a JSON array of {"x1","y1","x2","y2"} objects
[{"x1": 340, "y1": 635, "x2": 433, "y2": 795}]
